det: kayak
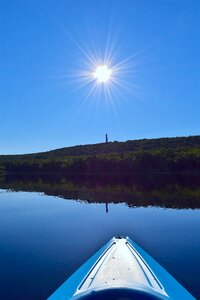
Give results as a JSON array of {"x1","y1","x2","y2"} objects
[{"x1": 47, "y1": 236, "x2": 195, "y2": 300}]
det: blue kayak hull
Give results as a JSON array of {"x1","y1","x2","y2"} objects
[{"x1": 47, "y1": 236, "x2": 195, "y2": 299}]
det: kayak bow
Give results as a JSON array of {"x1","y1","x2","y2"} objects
[{"x1": 48, "y1": 236, "x2": 195, "y2": 300}]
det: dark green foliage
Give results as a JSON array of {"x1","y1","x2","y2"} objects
[
  {"x1": 0, "y1": 136, "x2": 200, "y2": 174},
  {"x1": 0, "y1": 165, "x2": 5, "y2": 175}
]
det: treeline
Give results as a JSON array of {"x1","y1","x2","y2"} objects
[
  {"x1": 1, "y1": 135, "x2": 200, "y2": 161},
  {"x1": 1, "y1": 145, "x2": 200, "y2": 174}
]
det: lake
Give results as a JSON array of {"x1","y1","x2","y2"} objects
[{"x1": 0, "y1": 174, "x2": 200, "y2": 299}]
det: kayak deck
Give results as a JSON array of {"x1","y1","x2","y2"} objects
[
  {"x1": 79, "y1": 238, "x2": 164, "y2": 294},
  {"x1": 48, "y1": 236, "x2": 195, "y2": 300}
]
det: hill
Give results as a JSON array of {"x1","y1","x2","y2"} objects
[
  {"x1": 1, "y1": 135, "x2": 200, "y2": 159},
  {"x1": 0, "y1": 135, "x2": 200, "y2": 175}
]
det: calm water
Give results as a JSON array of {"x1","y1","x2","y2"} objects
[{"x1": 0, "y1": 175, "x2": 200, "y2": 299}]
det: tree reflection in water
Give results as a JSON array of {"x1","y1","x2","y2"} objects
[{"x1": 0, "y1": 173, "x2": 200, "y2": 209}]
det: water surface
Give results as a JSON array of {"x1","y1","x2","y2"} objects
[{"x1": 0, "y1": 174, "x2": 200, "y2": 299}]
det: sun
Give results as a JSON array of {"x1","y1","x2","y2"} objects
[{"x1": 94, "y1": 65, "x2": 112, "y2": 83}]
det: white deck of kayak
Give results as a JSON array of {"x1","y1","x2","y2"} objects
[{"x1": 77, "y1": 238, "x2": 166, "y2": 296}]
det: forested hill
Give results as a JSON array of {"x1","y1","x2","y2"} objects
[
  {"x1": 0, "y1": 135, "x2": 200, "y2": 174},
  {"x1": 1, "y1": 135, "x2": 200, "y2": 159},
  {"x1": 31, "y1": 135, "x2": 200, "y2": 157}
]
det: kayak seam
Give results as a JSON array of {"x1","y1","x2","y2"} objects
[
  {"x1": 126, "y1": 242, "x2": 165, "y2": 293},
  {"x1": 77, "y1": 242, "x2": 116, "y2": 291}
]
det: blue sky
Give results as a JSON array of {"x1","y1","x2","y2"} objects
[{"x1": 1, "y1": 0, "x2": 199, "y2": 154}]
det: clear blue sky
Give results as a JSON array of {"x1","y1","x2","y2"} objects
[{"x1": 1, "y1": 0, "x2": 199, "y2": 154}]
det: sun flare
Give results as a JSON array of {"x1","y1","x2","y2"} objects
[{"x1": 94, "y1": 65, "x2": 112, "y2": 83}]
